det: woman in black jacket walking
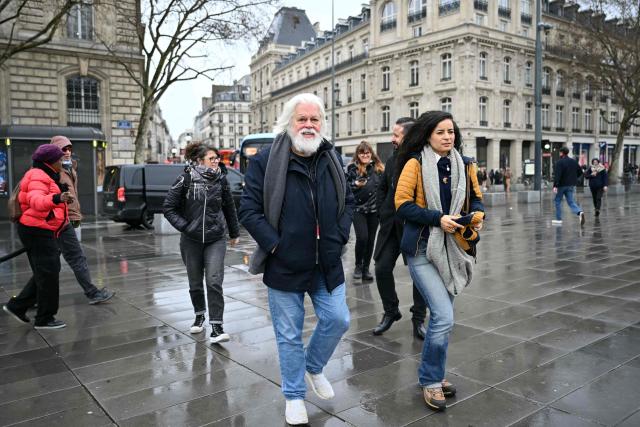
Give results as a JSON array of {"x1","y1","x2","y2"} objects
[
  {"x1": 585, "y1": 158, "x2": 608, "y2": 217},
  {"x1": 163, "y1": 142, "x2": 240, "y2": 344},
  {"x1": 346, "y1": 141, "x2": 384, "y2": 281}
]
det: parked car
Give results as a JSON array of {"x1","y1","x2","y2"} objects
[{"x1": 102, "y1": 164, "x2": 244, "y2": 229}]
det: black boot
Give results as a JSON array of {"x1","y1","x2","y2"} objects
[
  {"x1": 412, "y1": 319, "x2": 426, "y2": 340},
  {"x1": 352, "y1": 265, "x2": 362, "y2": 280},
  {"x1": 372, "y1": 312, "x2": 402, "y2": 335},
  {"x1": 362, "y1": 265, "x2": 373, "y2": 281}
]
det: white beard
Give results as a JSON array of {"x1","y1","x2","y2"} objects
[{"x1": 289, "y1": 129, "x2": 322, "y2": 156}]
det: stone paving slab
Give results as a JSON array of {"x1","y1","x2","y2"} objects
[{"x1": 1, "y1": 193, "x2": 640, "y2": 426}]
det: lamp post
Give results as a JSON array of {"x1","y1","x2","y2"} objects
[{"x1": 534, "y1": 0, "x2": 552, "y2": 191}]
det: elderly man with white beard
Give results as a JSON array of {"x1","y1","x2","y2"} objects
[{"x1": 239, "y1": 93, "x2": 354, "y2": 425}]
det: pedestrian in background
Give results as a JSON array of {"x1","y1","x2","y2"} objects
[
  {"x1": 488, "y1": 169, "x2": 495, "y2": 186},
  {"x1": 50, "y1": 136, "x2": 114, "y2": 305},
  {"x1": 3, "y1": 144, "x2": 73, "y2": 329},
  {"x1": 163, "y1": 142, "x2": 240, "y2": 344},
  {"x1": 239, "y1": 93, "x2": 353, "y2": 425},
  {"x1": 552, "y1": 147, "x2": 585, "y2": 226},
  {"x1": 503, "y1": 167, "x2": 512, "y2": 193},
  {"x1": 585, "y1": 158, "x2": 608, "y2": 217},
  {"x1": 346, "y1": 141, "x2": 383, "y2": 282},
  {"x1": 395, "y1": 110, "x2": 484, "y2": 411},
  {"x1": 372, "y1": 117, "x2": 427, "y2": 339}
]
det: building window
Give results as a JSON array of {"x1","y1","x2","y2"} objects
[
  {"x1": 475, "y1": 13, "x2": 486, "y2": 26},
  {"x1": 525, "y1": 61, "x2": 533, "y2": 87},
  {"x1": 542, "y1": 67, "x2": 551, "y2": 93},
  {"x1": 611, "y1": 111, "x2": 618, "y2": 133},
  {"x1": 323, "y1": 87, "x2": 328, "y2": 108},
  {"x1": 409, "y1": 102, "x2": 419, "y2": 119},
  {"x1": 556, "y1": 71, "x2": 565, "y2": 94},
  {"x1": 525, "y1": 102, "x2": 532, "y2": 128},
  {"x1": 499, "y1": 20, "x2": 508, "y2": 31},
  {"x1": 441, "y1": 53, "x2": 452, "y2": 81},
  {"x1": 572, "y1": 107, "x2": 580, "y2": 131},
  {"x1": 335, "y1": 113, "x2": 340, "y2": 136},
  {"x1": 479, "y1": 52, "x2": 488, "y2": 80},
  {"x1": 334, "y1": 83, "x2": 341, "y2": 106},
  {"x1": 503, "y1": 99, "x2": 511, "y2": 126},
  {"x1": 479, "y1": 96, "x2": 488, "y2": 126},
  {"x1": 555, "y1": 105, "x2": 564, "y2": 129},
  {"x1": 347, "y1": 111, "x2": 352, "y2": 135},
  {"x1": 382, "y1": 66, "x2": 391, "y2": 91},
  {"x1": 439, "y1": 0, "x2": 461, "y2": 16},
  {"x1": 503, "y1": 56, "x2": 511, "y2": 84},
  {"x1": 412, "y1": 25, "x2": 422, "y2": 37},
  {"x1": 381, "y1": 1, "x2": 397, "y2": 32},
  {"x1": 599, "y1": 110, "x2": 607, "y2": 133},
  {"x1": 584, "y1": 109, "x2": 592, "y2": 132},
  {"x1": 347, "y1": 79, "x2": 352, "y2": 103},
  {"x1": 381, "y1": 105, "x2": 390, "y2": 131},
  {"x1": 67, "y1": 1, "x2": 93, "y2": 40},
  {"x1": 66, "y1": 75, "x2": 100, "y2": 128},
  {"x1": 361, "y1": 108, "x2": 367, "y2": 133},
  {"x1": 361, "y1": 74, "x2": 367, "y2": 99},
  {"x1": 499, "y1": 0, "x2": 511, "y2": 19},
  {"x1": 542, "y1": 104, "x2": 550, "y2": 128},
  {"x1": 441, "y1": 97, "x2": 452, "y2": 113},
  {"x1": 408, "y1": 0, "x2": 427, "y2": 22},
  {"x1": 409, "y1": 60, "x2": 419, "y2": 86}
]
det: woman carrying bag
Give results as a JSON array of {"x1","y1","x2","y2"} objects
[
  {"x1": 394, "y1": 111, "x2": 484, "y2": 411},
  {"x1": 163, "y1": 142, "x2": 240, "y2": 344},
  {"x1": 346, "y1": 141, "x2": 383, "y2": 281}
]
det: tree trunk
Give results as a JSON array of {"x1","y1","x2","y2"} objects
[
  {"x1": 607, "y1": 119, "x2": 630, "y2": 186},
  {"x1": 134, "y1": 98, "x2": 154, "y2": 164}
]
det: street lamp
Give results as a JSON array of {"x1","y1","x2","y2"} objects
[{"x1": 534, "y1": 0, "x2": 553, "y2": 191}]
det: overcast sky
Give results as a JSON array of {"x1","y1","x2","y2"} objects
[{"x1": 158, "y1": 1, "x2": 363, "y2": 140}]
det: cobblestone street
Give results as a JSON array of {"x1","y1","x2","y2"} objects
[{"x1": 1, "y1": 191, "x2": 639, "y2": 426}]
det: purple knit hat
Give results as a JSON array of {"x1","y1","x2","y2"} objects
[{"x1": 32, "y1": 144, "x2": 64, "y2": 164}]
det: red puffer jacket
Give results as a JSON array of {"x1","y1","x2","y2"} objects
[{"x1": 18, "y1": 167, "x2": 68, "y2": 234}]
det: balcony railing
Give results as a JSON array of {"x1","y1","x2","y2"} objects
[
  {"x1": 381, "y1": 126, "x2": 390, "y2": 132},
  {"x1": 585, "y1": 130, "x2": 593, "y2": 134},
  {"x1": 572, "y1": 128, "x2": 581, "y2": 132},
  {"x1": 585, "y1": 94, "x2": 593, "y2": 101},
  {"x1": 556, "y1": 127, "x2": 565, "y2": 132},
  {"x1": 439, "y1": 0, "x2": 460, "y2": 16},
  {"x1": 504, "y1": 122, "x2": 511, "y2": 128},
  {"x1": 556, "y1": 89, "x2": 565, "y2": 97},
  {"x1": 498, "y1": 7, "x2": 512, "y2": 19},
  {"x1": 474, "y1": 0, "x2": 488, "y2": 12},
  {"x1": 543, "y1": 126, "x2": 551, "y2": 131},
  {"x1": 347, "y1": 96, "x2": 352, "y2": 104},
  {"x1": 542, "y1": 87, "x2": 551, "y2": 95},
  {"x1": 521, "y1": 13, "x2": 532, "y2": 25},
  {"x1": 361, "y1": 92, "x2": 366, "y2": 100},
  {"x1": 380, "y1": 20, "x2": 397, "y2": 32},
  {"x1": 526, "y1": 124, "x2": 532, "y2": 129},
  {"x1": 361, "y1": 129, "x2": 366, "y2": 134},
  {"x1": 441, "y1": 77, "x2": 452, "y2": 82},
  {"x1": 408, "y1": 9, "x2": 426, "y2": 23},
  {"x1": 573, "y1": 92, "x2": 581, "y2": 100},
  {"x1": 600, "y1": 95, "x2": 608, "y2": 103},
  {"x1": 479, "y1": 120, "x2": 488, "y2": 127},
  {"x1": 480, "y1": 75, "x2": 488, "y2": 81}
]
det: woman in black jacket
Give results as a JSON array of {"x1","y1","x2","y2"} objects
[
  {"x1": 163, "y1": 142, "x2": 240, "y2": 344},
  {"x1": 585, "y1": 158, "x2": 608, "y2": 217},
  {"x1": 346, "y1": 141, "x2": 384, "y2": 281}
]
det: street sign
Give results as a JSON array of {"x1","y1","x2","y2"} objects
[{"x1": 117, "y1": 120, "x2": 132, "y2": 129}]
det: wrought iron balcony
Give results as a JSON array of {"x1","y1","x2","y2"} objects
[
  {"x1": 479, "y1": 120, "x2": 488, "y2": 127},
  {"x1": 498, "y1": 6, "x2": 511, "y2": 19},
  {"x1": 556, "y1": 90, "x2": 565, "y2": 97},
  {"x1": 504, "y1": 122, "x2": 511, "y2": 128},
  {"x1": 439, "y1": 0, "x2": 460, "y2": 16},
  {"x1": 542, "y1": 87, "x2": 551, "y2": 95},
  {"x1": 408, "y1": 9, "x2": 426, "y2": 23},
  {"x1": 521, "y1": 13, "x2": 532, "y2": 25},
  {"x1": 474, "y1": 0, "x2": 488, "y2": 12},
  {"x1": 380, "y1": 20, "x2": 397, "y2": 32}
]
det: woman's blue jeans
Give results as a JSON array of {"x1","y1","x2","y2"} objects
[
  {"x1": 407, "y1": 241, "x2": 455, "y2": 388},
  {"x1": 267, "y1": 281, "x2": 350, "y2": 400}
]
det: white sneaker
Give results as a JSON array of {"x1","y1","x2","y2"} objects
[
  {"x1": 305, "y1": 371, "x2": 335, "y2": 400},
  {"x1": 285, "y1": 399, "x2": 308, "y2": 425},
  {"x1": 551, "y1": 219, "x2": 563, "y2": 225}
]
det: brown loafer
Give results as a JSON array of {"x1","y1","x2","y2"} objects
[{"x1": 423, "y1": 387, "x2": 446, "y2": 411}]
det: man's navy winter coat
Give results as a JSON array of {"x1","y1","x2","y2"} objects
[
  {"x1": 554, "y1": 156, "x2": 583, "y2": 187},
  {"x1": 238, "y1": 143, "x2": 354, "y2": 293}
]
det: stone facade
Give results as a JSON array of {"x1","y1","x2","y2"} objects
[
  {"x1": 0, "y1": 0, "x2": 144, "y2": 165},
  {"x1": 251, "y1": 1, "x2": 640, "y2": 180}
]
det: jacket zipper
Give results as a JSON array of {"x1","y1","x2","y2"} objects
[
  {"x1": 414, "y1": 225, "x2": 425, "y2": 257},
  {"x1": 307, "y1": 179, "x2": 319, "y2": 265},
  {"x1": 202, "y1": 185, "x2": 207, "y2": 243}
]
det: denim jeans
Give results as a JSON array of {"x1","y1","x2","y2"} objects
[
  {"x1": 180, "y1": 235, "x2": 226, "y2": 323},
  {"x1": 267, "y1": 281, "x2": 350, "y2": 400},
  {"x1": 58, "y1": 224, "x2": 99, "y2": 298},
  {"x1": 554, "y1": 186, "x2": 583, "y2": 220},
  {"x1": 407, "y1": 241, "x2": 454, "y2": 388}
]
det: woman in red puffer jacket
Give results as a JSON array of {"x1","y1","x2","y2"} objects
[{"x1": 3, "y1": 144, "x2": 73, "y2": 330}]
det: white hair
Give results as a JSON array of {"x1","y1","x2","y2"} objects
[{"x1": 273, "y1": 93, "x2": 328, "y2": 138}]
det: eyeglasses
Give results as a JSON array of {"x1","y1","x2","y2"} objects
[
  {"x1": 358, "y1": 151, "x2": 371, "y2": 155},
  {"x1": 207, "y1": 156, "x2": 220, "y2": 162},
  {"x1": 62, "y1": 146, "x2": 72, "y2": 152}
]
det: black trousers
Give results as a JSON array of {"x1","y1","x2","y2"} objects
[
  {"x1": 353, "y1": 212, "x2": 378, "y2": 268},
  {"x1": 590, "y1": 187, "x2": 604, "y2": 211},
  {"x1": 374, "y1": 230, "x2": 427, "y2": 322},
  {"x1": 8, "y1": 224, "x2": 61, "y2": 325}
]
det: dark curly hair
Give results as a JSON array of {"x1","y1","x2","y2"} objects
[
  {"x1": 184, "y1": 142, "x2": 215, "y2": 163},
  {"x1": 395, "y1": 111, "x2": 462, "y2": 184}
]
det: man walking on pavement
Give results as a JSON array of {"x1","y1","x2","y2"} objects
[
  {"x1": 50, "y1": 136, "x2": 114, "y2": 304},
  {"x1": 552, "y1": 146, "x2": 585, "y2": 226},
  {"x1": 372, "y1": 117, "x2": 427, "y2": 339},
  {"x1": 239, "y1": 93, "x2": 354, "y2": 425}
]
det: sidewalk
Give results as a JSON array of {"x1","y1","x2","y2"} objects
[{"x1": 1, "y1": 192, "x2": 639, "y2": 426}]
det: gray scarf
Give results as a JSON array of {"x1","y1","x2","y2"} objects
[
  {"x1": 248, "y1": 131, "x2": 346, "y2": 274},
  {"x1": 422, "y1": 145, "x2": 474, "y2": 296}
]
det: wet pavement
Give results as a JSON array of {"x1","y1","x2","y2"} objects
[{"x1": 1, "y1": 190, "x2": 639, "y2": 426}]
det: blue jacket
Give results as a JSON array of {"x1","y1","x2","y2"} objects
[
  {"x1": 585, "y1": 167, "x2": 608, "y2": 189},
  {"x1": 554, "y1": 156, "x2": 583, "y2": 187},
  {"x1": 239, "y1": 143, "x2": 354, "y2": 293}
]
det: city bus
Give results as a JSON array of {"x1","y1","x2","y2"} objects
[{"x1": 239, "y1": 132, "x2": 276, "y2": 173}]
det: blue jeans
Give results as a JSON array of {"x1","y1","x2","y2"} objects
[
  {"x1": 267, "y1": 281, "x2": 350, "y2": 400},
  {"x1": 408, "y1": 242, "x2": 454, "y2": 388},
  {"x1": 554, "y1": 186, "x2": 583, "y2": 220}
]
